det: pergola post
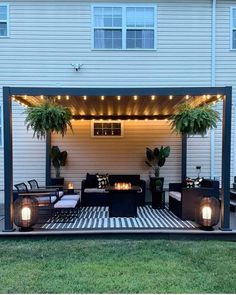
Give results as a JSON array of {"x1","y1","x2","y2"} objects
[
  {"x1": 181, "y1": 134, "x2": 187, "y2": 182},
  {"x1": 45, "y1": 132, "x2": 51, "y2": 186},
  {"x1": 3, "y1": 87, "x2": 14, "y2": 231},
  {"x1": 220, "y1": 86, "x2": 232, "y2": 230}
]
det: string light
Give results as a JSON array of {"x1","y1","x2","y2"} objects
[
  {"x1": 101, "y1": 96, "x2": 105, "y2": 101},
  {"x1": 66, "y1": 95, "x2": 70, "y2": 100},
  {"x1": 185, "y1": 95, "x2": 190, "y2": 100},
  {"x1": 169, "y1": 95, "x2": 173, "y2": 100},
  {"x1": 134, "y1": 95, "x2": 138, "y2": 101},
  {"x1": 57, "y1": 95, "x2": 61, "y2": 100},
  {"x1": 207, "y1": 95, "x2": 211, "y2": 99},
  {"x1": 151, "y1": 95, "x2": 155, "y2": 100},
  {"x1": 24, "y1": 95, "x2": 27, "y2": 99},
  {"x1": 83, "y1": 96, "x2": 87, "y2": 100},
  {"x1": 117, "y1": 96, "x2": 121, "y2": 101},
  {"x1": 40, "y1": 95, "x2": 44, "y2": 100}
]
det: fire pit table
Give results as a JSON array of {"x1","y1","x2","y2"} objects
[{"x1": 105, "y1": 185, "x2": 142, "y2": 217}]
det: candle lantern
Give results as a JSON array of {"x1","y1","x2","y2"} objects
[
  {"x1": 67, "y1": 182, "x2": 74, "y2": 194},
  {"x1": 14, "y1": 196, "x2": 39, "y2": 231},
  {"x1": 195, "y1": 196, "x2": 220, "y2": 231}
]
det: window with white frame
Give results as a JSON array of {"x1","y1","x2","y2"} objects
[
  {"x1": 92, "y1": 5, "x2": 156, "y2": 50},
  {"x1": 231, "y1": 7, "x2": 236, "y2": 49},
  {"x1": 0, "y1": 4, "x2": 9, "y2": 37}
]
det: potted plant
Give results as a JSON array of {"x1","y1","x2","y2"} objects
[
  {"x1": 145, "y1": 146, "x2": 170, "y2": 209},
  {"x1": 169, "y1": 102, "x2": 220, "y2": 136},
  {"x1": 145, "y1": 146, "x2": 171, "y2": 178},
  {"x1": 25, "y1": 101, "x2": 73, "y2": 139},
  {"x1": 50, "y1": 146, "x2": 68, "y2": 186}
]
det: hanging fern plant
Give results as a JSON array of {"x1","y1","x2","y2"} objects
[
  {"x1": 25, "y1": 101, "x2": 73, "y2": 139},
  {"x1": 169, "y1": 103, "x2": 220, "y2": 136}
]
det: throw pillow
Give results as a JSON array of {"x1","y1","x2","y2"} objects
[
  {"x1": 185, "y1": 177, "x2": 195, "y2": 188},
  {"x1": 96, "y1": 174, "x2": 109, "y2": 189}
]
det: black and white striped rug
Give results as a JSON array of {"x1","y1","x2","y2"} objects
[{"x1": 39, "y1": 206, "x2": 196, "y2": 230}]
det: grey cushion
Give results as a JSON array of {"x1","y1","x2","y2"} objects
[
  {"x1": 36, "y1": 196, "x2": 57, "y2": 203},
  {"x1": 54, "y1": 200, "x2": 78, "y2": 208},
  {"x1": 61, "y1": 194, "x2": 80, "y2": 201},
  {"x1": 84, "y1": 188, "x2": 109, "y2": 194},
  {"x1": 169, "y1": 191, "x2": 181, "y2": 202}
]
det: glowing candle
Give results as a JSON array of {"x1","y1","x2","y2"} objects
[
  {"x1": 202, "y1": 206, "x2": 212, "y2": 220},
  {"x1": 22, "y1": 207, "x2": 31, "y2": 221}
]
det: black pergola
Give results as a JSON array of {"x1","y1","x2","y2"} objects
[{"x1": 2, "y1": 86, "x2": 233, "y2": 232}]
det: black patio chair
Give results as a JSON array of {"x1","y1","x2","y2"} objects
[
  {"x1": 28, "y1": 179, "x2": 64, "y2": 198},
  {"x1": 14, "y1": 182, "x2": 59, "y2": 205},
  {"x1": 14, "y1": 182, "x2": 59, "y2": 223}
]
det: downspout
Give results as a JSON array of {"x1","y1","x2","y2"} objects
[{"x1": 210, "y1": 0, "x2": 216, "y2": 179}]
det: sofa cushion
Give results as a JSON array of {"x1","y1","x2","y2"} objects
[
  {"x1": 169, "y1": 191, "x2": 181, "y2": 202},
  {"x1": 54, "y1": 199, "x2": 78, "y2": 209},
  {"x1": 96, "y1": 174, "x2": 109, "y2": 188},
  {"x1": 84, "y1": 188, "x2": 109, "y2": 194},
  {"x1": 86, "y1": 173, "x2": 98, "y2": 188},
  {"x1": 109, "y1": 175, "x2": 140, "y2": 185},
  {"x1": 61, "y1": 194, "x2": 80, "y2": 201}
]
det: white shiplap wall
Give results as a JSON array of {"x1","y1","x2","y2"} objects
[{"x1": 52, "y1": 120, "x2": 182, "y2": 190}]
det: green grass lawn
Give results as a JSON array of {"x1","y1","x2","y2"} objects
[{"x1": 0, "y1": 238, "x2": 235, "y2": 293}]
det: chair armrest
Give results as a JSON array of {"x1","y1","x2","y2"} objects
[
  {"x1": 41, "y1": 185, "x2": 63, "y2": 190},
  {"x1": 29, "y1": 188, "x2": 59, "y2": 193},
  {"x1": 182, "y1": 187, "x2": 219, "y2": 199},
  {"x1": 81, "y1": 180, "x2": 88, "y2": 193},
  {"x1": 18, "y1": 192, "x2": 53, "y2": 197},
  {"x1": 169, "y1": 183, "x2": 182, "y2": 192}
]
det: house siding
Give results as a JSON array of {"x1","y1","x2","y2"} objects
[{"x1": 0, "y1": 0, "x2": 235, "y2": 202}]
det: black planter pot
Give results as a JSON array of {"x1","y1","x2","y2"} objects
[
  {"x1": 50, "y1": 177, "x2": 64, "y2": 187},
  {"x1": 149, "y1": 177, "x2": 165, "y2": 209}
]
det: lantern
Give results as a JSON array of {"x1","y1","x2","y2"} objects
[
  {"x1": 195, "y1": 196, "x2": 220, "y2": 230},
  {"x1": 14, "y1": 196, "x2": 38, "y2": 231}
]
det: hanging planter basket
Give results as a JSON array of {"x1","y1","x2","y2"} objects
[
  {"x1": 25, "y1": 101, "x2": 73, "y2": 139},
  {"x1": 169, "y1": 103, "x2": 220, "y2": 136}
]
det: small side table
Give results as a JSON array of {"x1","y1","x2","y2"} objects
[{"x1": 152, "y1": 190, "x2": 165, "y2": 209}]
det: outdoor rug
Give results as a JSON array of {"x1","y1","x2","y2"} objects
[{"x1": 39, "y1": 205, "x2": 197, "y2": 230}]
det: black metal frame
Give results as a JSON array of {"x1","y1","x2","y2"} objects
[{"x1": 2, "y1": 86, "x2": 232, "y2": 232}]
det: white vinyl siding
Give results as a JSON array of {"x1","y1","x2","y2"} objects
[
  {"x1": 231, "y1": 7, "x2": 236, "y2": 49},
  {"x1": 0, "y1": 0, "x2": 226, "y2": 203},
  {"x1": 92, "y1": 4, "x2": 156, "y2": 50},
  {"x1": 0, "y1": 4, "x2": 9, "y2": 37},
  {"x1": 0, "y1": 105, "x2": 2, "y2": 147}
]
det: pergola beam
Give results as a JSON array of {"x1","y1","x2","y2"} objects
[{"x1": 8, "y1": 86, "x2": 227, "y2": 97}]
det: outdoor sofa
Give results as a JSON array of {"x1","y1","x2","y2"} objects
[
  {"x1": 81, "y1": 174, "x2": 146, "y2": 206},
  {"x1": 169, "y1": 179, "x2": 219, "y2": 221}
]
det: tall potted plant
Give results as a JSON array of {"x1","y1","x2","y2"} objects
[
  {"x1": 50, "y1": 146, "x2": 68, "y2": 186},
  {"x1": 145, "y1": 146, "x2": 170, "y2": 178},
  {"x1": 145, "y1": 146, "x2": 170, "y2": 209}
]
